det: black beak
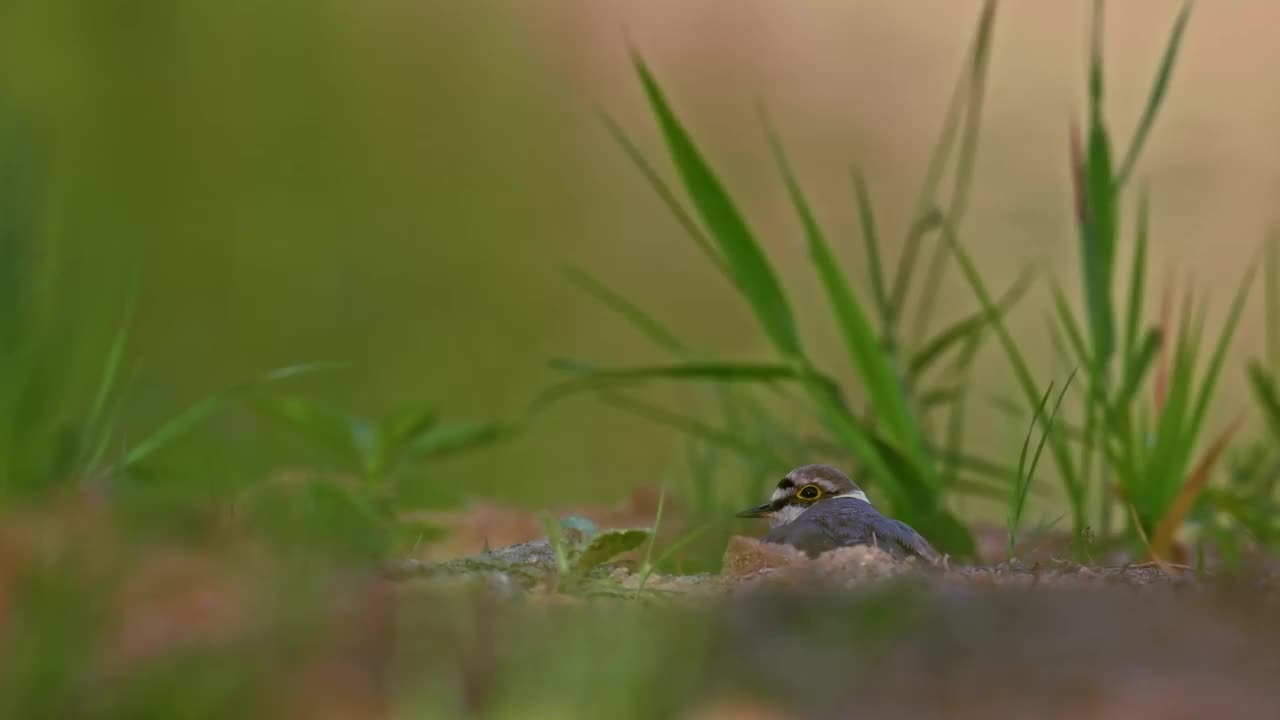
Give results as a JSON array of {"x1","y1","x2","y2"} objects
[{"x1": 735, "y1": 502, "x2": 773, "y2": 519}]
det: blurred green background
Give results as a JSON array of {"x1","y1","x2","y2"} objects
[{"x1": 0, "y1": 0, "x2": 1271, "y2": 509}]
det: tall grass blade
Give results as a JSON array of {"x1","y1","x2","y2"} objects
[
  {"x1": 1050, "y1": 281, "x2": 1092, "y2": 369},
  {"x1": 1187, "y1": 261, "x2": 1258, "y2": 436},
  {"x1": 598, "y1": 392, "x2": 785, "y2": 467},
  {"x1": 1114, "y1": 2, "x2": 1193, "y2": 189},
  {"x1": 564, "y1": 266, "x2": 687, "y2": 354},
  {"x1": 908, "y1": 269, "x2": 1031, "y2": 381},
  {"x1": 942, "y1": 217, "x2": 1084, "y2": 526},
  {"x1": 851, "y1": 169, "x2": 891, "y2": 334},
  {"x1": 551, "y1": 358, "x2": 836, "y2": 388},
  {"x1": 598, "y1": 111, "x2": 726, "y2": 278},
  {"x1": 1122, "y1": 189, "x2": 1150, "y2": 380},
  {"x1": 632, "y1": 57, "x2": 802, "y2": 357},
  {"x1": 764, "y1": 116, "x2": 936, "y2": 493},
  {"x1": 1114, "y1": 328, "x2": 1161, "y2": 409},
  {"x1": 910, "y1": 0, "x2": 998, "y2": 342}
]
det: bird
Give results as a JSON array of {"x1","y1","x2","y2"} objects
[{"x1": 735, "y1": 464, "x2": 941, "y2": 564}]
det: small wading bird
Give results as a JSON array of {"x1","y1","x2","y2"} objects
[{"x1": 736, "y1": 464, "x2": 941, "y2": 564}]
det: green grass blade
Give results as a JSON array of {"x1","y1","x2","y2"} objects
[
  {"x1": 937, "y1": 330, "x2": 983, "y2": 488},
  {"x1": 259, "y1": 396, "x2": 361, "y2": 465},
  {"x1": 1114, "y1": 2, "x2": 1193, "y2": 189},
  {"x1": 909, "y1": 0, "x2": 998, "y2": 342},
  {"x1": 1115, "y1": 328, "x2": 1161, "y2": 410},
  {"x1": 598, "y1": 392, "x2": 785, "y2": 468},
  {"x1": 1187, "y1": 261, "x2": 1259, "y2": 439},
  {"x1": 909, "y1": 270, "x2": 1031, "y2": 380},
  {"x1": 1076, "y1": 0, "x2": 1121, "y2": 371},
  {"x1": 941, "y1": 218, "x2": 1084, "y2": 526},
  {"x1": 121, "y1": 363, "x2": 339, "y2": 470},
  {"x1": 1122, "y1": 188, "x2": 1150, "y2": 374},
  {"x1": 633, "y1": 57, "x2": 802, "y2": 357},
  {"x1": 764, "y1": 116, "x2": 936, "y2": 493},
  {"x1": 564, "y1": 266, "x2": 687, "y2": 354},
  {"x1": 533, "y1": 357, "x2": 849, "y2": 422},
  {"x1": 851, "y1": 168, "x2": 891, "y2": 335},
  {"x1": 598, "y1": 111, "x2": 727, "y2": 278},
  {"x1": 633, "y1": 481, "x2": 668, "y2": 595},
  {"x1": 1050, "y1": 281, "x2": 1091, "y2": 369},
  {"x1": 1088, "y1": 0, "x2": 1106, "y2": 112},
  {"x1": 552, "y1": 358, "x2": 830, "y2": 386},
  {"x1": 1247, "y1": 362, "x2": 1280, "y2": 442},
  {"x1": 1080, "y1": 124, "x2": 1117, "y2": 368},
  {"x1": 1028, "y1": 371, "x2": 1075, "y2": 498},
  {"x1": 1140, "y1": 296, "x2": 1202, "y2": 517},
  {"x1": 405, "y1": 421, "x2": 513, "y2": 463},
  {"x1": 1008, "y1": 380, "x2": 1055, "y2": 557},
  {"x1": 81, "y1": 275, "x2": 141, "y2": 469}
]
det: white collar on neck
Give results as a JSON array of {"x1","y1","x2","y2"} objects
[{"x1": 832, "y1": 489, "x2": 870, "y2": 504}]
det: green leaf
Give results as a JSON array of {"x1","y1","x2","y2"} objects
[
  {"x1": 373, "y1": 406, "x2": 439, "y2": 479},
  {"x1": 259, "y1": 397, "x2": 361, "y2": 466},
  {"x1": 633, "y1": 56, "x2": 802, "y2": 357},
  {"x1": 381, "y1": 406, "x2": 439, "y2": 451},
  {"x1": 572, "y1": 528, "x2": 650, "y2": 576},
  {"x1": 404, "y1": 420, "x2": 512, "y2": 462}
]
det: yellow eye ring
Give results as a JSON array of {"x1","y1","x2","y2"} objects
[{"x1": 797, "y1": 484, "x2": 822, "y2": 500}]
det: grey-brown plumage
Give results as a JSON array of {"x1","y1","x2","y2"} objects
[{"x1": 736, "y1": 464, "x2": 940, "y2": 564}]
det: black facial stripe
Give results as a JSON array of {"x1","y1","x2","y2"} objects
[{"x1": 777, "y1": 477, "x2": 794, "y2": 489}]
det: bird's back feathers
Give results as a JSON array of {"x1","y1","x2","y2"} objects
[{"x1": 762, "y1": 497, "x2": 940, "y2": 564}]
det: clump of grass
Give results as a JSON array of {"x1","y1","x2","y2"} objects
[
  {"x1": 1009, "y1": 0, "x2": 1249, "y2": 559},
  {"x1": 1204, "y1": 231, "x2": 1280, "y2": 564},
  {"x1": 562, "y1": 0, "x2": 1271, "y2": 563},
  {"x1": 557, "y1": 1, "x2": 1019, "y2": 560},
  {"x1": 1007, "y1": 371, "x2": 1074, "y2": 559}
]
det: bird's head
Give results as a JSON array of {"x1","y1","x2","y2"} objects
[{"x1": 735, "y1": 464, "x2": 869, "y2": 528}]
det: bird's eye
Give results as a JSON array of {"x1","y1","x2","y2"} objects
[{"x1": 798, "y1": 484, "x2": 821, "y2": 500}]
